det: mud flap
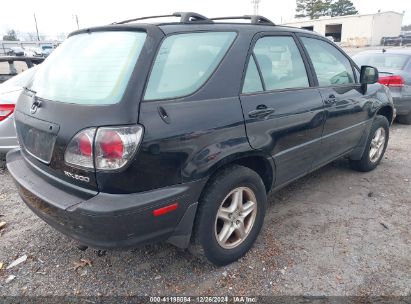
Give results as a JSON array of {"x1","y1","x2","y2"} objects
[
  {"x1": 349, "y1": 119, "x2": 374, "y2": 160},
  {"x1": 167, "y1": 202, "x2": 198, "y2": 248}
]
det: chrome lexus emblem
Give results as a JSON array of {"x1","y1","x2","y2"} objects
[{"x1": 30, "y1": 96, "x2": 41, "y2": 114}]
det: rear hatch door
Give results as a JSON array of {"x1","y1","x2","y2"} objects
[{"x1": 15, "y1": 27, "x2": 163, "y2": 192}]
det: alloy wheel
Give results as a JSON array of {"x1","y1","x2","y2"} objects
[
  {"x1": 369, "y1": 127, "x2": 386, "y2": 163},
  {"x1": 214, "y1": 187, "x2": 257, "y2": 249}
]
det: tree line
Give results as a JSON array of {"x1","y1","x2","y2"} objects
[
  {"x1": 296, "y1": 0, "x2": 358, "y2": 19},
  {"x1": 2, "y1": 29, "x2": 66, "y2": 42}
]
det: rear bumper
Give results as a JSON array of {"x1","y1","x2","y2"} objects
[
  {"x1": 0, "y1": 141, "x2": 18, "y2": 154},
  {"x1": 6, "y1": 149, "x2": 206, "y2": 249},
  {"x1": 393, "y1": 97, "x2": 411, "y2": 116},
  {"x1": 0, "y1": 116, "x2": 18, "y2": 154}
]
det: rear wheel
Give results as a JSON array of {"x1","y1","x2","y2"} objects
[
  {"x1": 397, "y1": 113, "x2": 411, "y2": 125},
  {"x1": 190, "y1": 165, "x2": 267, "y2": 266},
  {"x1": 350, "y1": 115, "x2": 389, "y2": 172}
]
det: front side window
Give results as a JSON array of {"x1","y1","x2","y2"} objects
[
  {"x1": 251, "y1": 36, "x2": 309, "y2": 91},
  {"x1": 31, "y1": 31, "x2": 147, "y2": 105},
  {"x1": 301, "y1": 37, "x2": 354, "y2": 86},
  {"x1": 144, "y1": 32, "x2": 236, "y2": 100}
]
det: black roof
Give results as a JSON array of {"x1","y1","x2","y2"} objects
[
  {"x1": 69, "y1": 12, "x2": 322, "y2": 37},
  {"x1": 158, "y1": 22, "x2": 320, "y2": 36}
]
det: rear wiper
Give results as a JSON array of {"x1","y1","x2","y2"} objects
[{"x1": 23, "y1": 87, "x2": 37, "y2": 95}]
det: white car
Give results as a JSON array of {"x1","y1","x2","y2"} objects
[
  {"x1": 0, "y1": 66, "x2": 38, "y2": 155},
  {"x1": 24, "y1": 47, "x2": 44, "y2": 57}
]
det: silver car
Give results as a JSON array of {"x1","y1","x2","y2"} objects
[
  {"x1": 353, "y1": 49, "x2": 411, "y2": 124},
  {"x1": 0, "y1": 67, "x2": 38, "y2": 154}
]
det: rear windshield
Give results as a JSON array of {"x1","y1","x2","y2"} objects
[
  {"x1": 30, "y1": 31, "x2": 146, "y2": 105},
  {"x1": 353, "y1": 53, "x2": 409, "y2": 70}
]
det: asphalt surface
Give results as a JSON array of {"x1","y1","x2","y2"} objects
[{"x1": 0, "y1": 124, "x2": 410, "y2": 297}]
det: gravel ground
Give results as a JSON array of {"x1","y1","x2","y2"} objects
[{"x1": 0, "y1": 124, "x2": 410, "y2": 297}]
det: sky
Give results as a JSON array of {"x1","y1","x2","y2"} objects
[{"x1": 1, "y1": 0, "x2": 410, "y2": 39}]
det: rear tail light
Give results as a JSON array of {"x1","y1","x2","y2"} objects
[
  {"x1": 64, "y1": 128, "x2": 96, "y2": 169},
  {"x1": 0, "y1": 104, "x2": 15, "y2": 122},
  {"x1": 64, "y1": 125, "x2": 143, "y2": 171},
  {"x1": 95, "y1": 126, "x2": 143, "y2": 170},
  {"x1": 378, "y1": 75, "x2": 404, "y2": 87}
]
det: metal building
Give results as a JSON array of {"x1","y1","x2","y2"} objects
[{"x1": 282, "y1": 11, "x2": 403, "y2": 46}]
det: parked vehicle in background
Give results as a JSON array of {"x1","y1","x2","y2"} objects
[
  {"x1": 353, "y1": 49, "x2": 411, "y2": 124},
  {"x1": 381, "y1": 35, "x2": 411, "y2": 46},
  {"x1": 402, "y1": 35, "x2": 411, "y2": 46},
  {"x1": 41, "y1": 45, "x2": 53, "y2": 57},
  {"x1": 24, "y1": 47, "x2": 44, "y2": 57},
  {"x1": 7, "y1": 12, "x2": 394, "y2": 266},
  {"x1": 0, "y1": 56, "x2": 43, "y2": 84},
  {"x1": 0, "y1": 66, "x2": 38, "y2": 155},
  {"x1": 6, "y1": 47, "x2": 24, "y2": 56}
]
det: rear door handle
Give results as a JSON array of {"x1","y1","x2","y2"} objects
[{"x1": 248, "y1": 106, "x2": 275, "y2": 118}]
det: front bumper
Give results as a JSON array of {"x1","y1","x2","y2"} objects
[{"x1": 6, "y1": 149, "x2": 205, "y2": 249}]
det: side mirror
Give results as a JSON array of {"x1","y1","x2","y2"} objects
[{"x1": 360, "y1": 65, "x2": 379, "y2": 85}]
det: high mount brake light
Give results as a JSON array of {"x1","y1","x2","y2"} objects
[
  {"x1": 0, "y1": 104, "x2": 15, "y2": 122},
  {"x1": 64, "y1": 125, "x2": 143, "y2": 171}
]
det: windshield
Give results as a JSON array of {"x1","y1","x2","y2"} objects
[
  {"x1": 30, "y1": 31, "x2": 147, "y2": 105},
  {"x1": 353, "y1": 53, "x2": 409, "y2": 70}
]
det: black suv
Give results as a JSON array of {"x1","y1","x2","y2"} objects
[{"x1": 7, "y1": 13, "x2": 394, "y2": 266}]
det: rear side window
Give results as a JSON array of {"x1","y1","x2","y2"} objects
[
  {"x1": 301, "y1": 37, "x2": 354, "y2": 86},
  {"x1": 144, "y1": 32, "x2": 236, "y2": 100},
  {"x1": 245, "y1": 36, "x2": 309, "y2": 92},
  {"x1": 31, "y1": 31, "x2": 147, "y2": 105},
  {"x1": 242, "y1": 56, "x2": 263, "y2": 93}
]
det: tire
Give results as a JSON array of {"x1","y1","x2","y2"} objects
[
  {"x1": 350, "y1": 115, "x2": 389, "y2": 172},
  {"x1": 190, "y1": 165, "x2": 267, "y2": 266},
  {"x1": 397, "y1": 113, "x2": 411, "y2": 125}
]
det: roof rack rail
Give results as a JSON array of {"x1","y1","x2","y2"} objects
[
  {"x1": 113, "y1": 12, "x2": 213, "y2": 25},
  {"x1": 211, "y1": 15, "x2": 275, "y2": 25},
  {"x1": 175, "y1": 12, "x2": 213, "y2": 24}
]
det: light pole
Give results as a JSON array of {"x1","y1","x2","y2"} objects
[
  {"x1": 251, "y1": 0, "x2": 261, "y2": 15},
  {"x1": 73, "y1": 14, "x2": 80, "y2": 30},
  {"x1": 33, "y1": 13, "x2": 40, "y2": 41}
]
